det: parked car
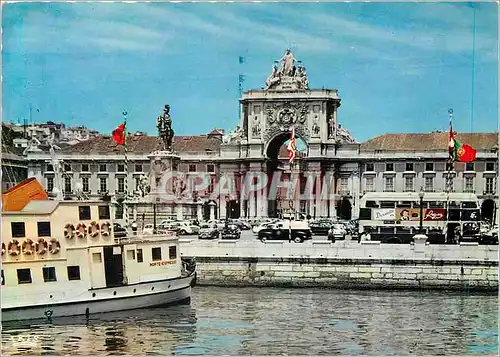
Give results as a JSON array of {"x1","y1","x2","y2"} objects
[
  {"x1": 221, "y1": 224, "x2": 241, "y2": 239},
  {"x1": 252, "y1": 222, "x2": 277, "y2": 234},
  {"x1": 229, "y1": 219, "x2": 251, "y2": 230},
  {"x1": 258, "y1": 221, "x2": 312, "y2": 243},
  {"x1": 159, "y1": 221, "x2": 200, "y2": 235},
  {"x1": 328, "y1": 223, "x2": 347, "y2": 241},
  {"x1": 113, "y1": 223, "x2": 127, "y2": 238},
  {"x1": 309, "y1": 220, "x2": 333, "y2": 235},
  {"x1": 198, "y1": 223, "x2": 220, "y2": 240},
  {"x1": 480, "y1": 225, "x2": 499, "y2": 245}
]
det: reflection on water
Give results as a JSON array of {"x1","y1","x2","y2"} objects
[{"x1": 1, "y1": 287, "x2": 498, "y2": 355}]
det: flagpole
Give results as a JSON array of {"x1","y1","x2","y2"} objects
[
  {"x1": 122, "y1": 111, "x2": 129, "y2": 233},
  {"x1": 446, "y1": 108, "x2": 454, "y2": 242}
]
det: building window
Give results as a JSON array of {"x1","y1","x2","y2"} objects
[
  {"x1": 365, "y1": 177, "x2": 374, "y2": 192},
  {"x1": 81, "y1": 164, "x2": 89, "y2": 172},
  {"x1": 365, "y1": 163, "x2": 374, "y2": 172},
  {"x1": 405, "y1": 163, "x2": 414, "y2": 171},
  {"x1": 11, "y1": 222, "x2": 25, "y2": 238},
  {"x1": 169, "y1": 246, "x2": 177, "y2": 260},
  {"x1": 463, "y1": 177, "x2": 474, "y2": 193},
  {"x1": 340, "y1": 177, "x2": 348, "y2": 193},
  {"x1": 80, "y1": 177, "x2": 89, "y2": 193},
  {"x1": 486, "y1": 162, "x2": 495, "y2": 172},
  {"x1": 117, "y1": 164, "x2": 125, "y2": 172},
  {"x1": 67, "y1": 266, "x2": 81, "y2": 280},
  {"x1": 135, "y1": 164, "x2": 143, "y2": 172},
  {"x1": 99, "y1": 206, "x2": 110, "y2": 219},
  {"x1": 424, "y1": 177, "x2": 434, "y2": 192},
  {"x1": 189, "y1": 164, "x2": 196, "y2": 172},
  {"x1": 465, "y1": 162, "x2": 475, "y2": 172},
  {"x1": 64, "y1": 177, "x2": 72, "y2": 193},
  {"x1": 485, "y1": 177, "x2": 495, "y2": 194},
  {"x1": 17, "y1": 269, "x2": 32, "y2": 284},
  {"x1": 64, "y1": 163, "x2": 72, "y2": 172},
  {"x1": 404, "y1": 176, "x2": 414, "y2": 192},
  {"x1": 99, "y1": 164, "x2": 107, "y2": 172},
  {"x1": 207, "y1": 164, "x2": 215, "y2": 173},
  {"x1": 79, "y1": 206, "x2": 91, "y2": 220},
  {"x1": 100, "y1": 177, "x2": 107, "y2": 193},
  {"x1": 152, "y1": 247, "x2": 162, "y2": 261},
  {"x1": 208, "y1": 176, "x2": 215, "y2": 193},
  {"x1": 137, "y1": 249, "x2": 143, "y2": 263},
  {"x1": 385, "y1": 163, "x2": 394, "y2": 172},
  {"x1": 425, "y1": 162, "x2": 434, "y2": 172},
  {"x1": 46, "y1": 164, "x2": 54, "y2": 172},
  {"x1": 384, "y1": 177, "x2": 394, "y2": 192},
  {"x1": 47, "y1": 177, "x2": 54, "y2": 193},
  {"x1": 37, "y1": 222, "x2": 51, "y2": 237},
  {"x1": 117, "y1": 177, "x2": 125, "y2": 193},
  {"x1": 42, "y1": 267, "x2": 57, "y2": 282}
]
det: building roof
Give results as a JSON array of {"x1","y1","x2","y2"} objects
[
  {"x1": 60, "y1": 134, "x2": 222, "y2": 155},
  {"x1": 19, "y1": 200, "x2": 59, "y2": 215},
  {"x1": 2, "y1": 177, "x2": 49, "y2": 212},
  {"x1": 360, "y1": 132, "x2": 498, "y2": 152}
]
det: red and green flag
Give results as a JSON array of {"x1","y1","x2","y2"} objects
[{"x1": 448, "y1": 123, "x2": 476, "y2": 163}]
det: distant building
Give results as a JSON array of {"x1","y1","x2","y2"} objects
[{"x1": 23, "y1": 50, "x2": 499, "y2": 224}]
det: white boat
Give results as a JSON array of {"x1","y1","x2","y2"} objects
[{"x1": 1, "y1": 182, "x2": 196, "y2": 322}]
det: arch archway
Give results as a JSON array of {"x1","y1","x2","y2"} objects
[
  {"x1": 481, "y1": 199, "x2": 496, "y2": 223},
  {"x1": 337, "y1": 198, "x2": 352, "y2": 220},
  {"x1": 265, "y1": 132, "x2": 307, "y2": 218}
]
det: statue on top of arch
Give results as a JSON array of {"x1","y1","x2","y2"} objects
[{"x1": 265, "y1": 49, "x2": 309, "y2": 90}]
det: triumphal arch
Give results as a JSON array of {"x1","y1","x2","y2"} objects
[{"x1": 220, "y1": 49, "x2": 357, "y2": 219}]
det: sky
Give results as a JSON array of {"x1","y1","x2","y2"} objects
[{"x1": 2, "y1": 1, "x2": 498, "y2": 142}]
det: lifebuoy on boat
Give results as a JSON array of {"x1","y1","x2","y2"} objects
[
  {"x1": 36, "y1": 238, "x2": 48, "y2": 255},
  {"x1": 89, "y1": 221, "x2": 100, "y2": 238},
  {"x1": 48, "y1": 239, "x2": 60, "y2": 254},
  {"x1": 1, "y1": 242, "x2": 6, "y2": 256},
  {"x1": 22, "y1": 239, "x2": 35, "y2": 255},
  {"x1": 8, "y1": 240, "x2": 21, "y2": 256},
  {"x1": 76, "y1": 223, "x2": 87, "y2": 239},
  {"x1": 64, "y1": 224, "x2": 75, "y2": 239},
  {"x1": 101, "y1": 222, "x2": 111, "y2": 236}
]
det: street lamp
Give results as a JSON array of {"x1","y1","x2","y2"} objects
[{"x1": 418, "y1": 190, "x2": 424, "y2": 233}]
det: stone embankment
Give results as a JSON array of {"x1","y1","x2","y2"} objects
[{"x1": 180, "y1": 240, "x2": 499, "y2": 291}]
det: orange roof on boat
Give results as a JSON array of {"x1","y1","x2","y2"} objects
[{"x1": 1, "y1": 177, "x2": 49, "y2": 212}]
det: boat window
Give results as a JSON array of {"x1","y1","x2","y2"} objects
[
  {"x1": 79, "y1": 206, "x2": 91, "y2": 221},
  {"x1": 169, "y1": 246, "x2": 177, "y2": 260},
  {"x1": 1, "y1": 270, "x2": 4, "y2": 285},
  {"x1": 67, "y1": 266, "x2": 81, "y2": 280},
  {"x1": 11, "y1": 222, "x2": 25, "y2": 238},
  {"x1": 137, "y1": 249, "x2": 143, "y2": 263},
  {"x1": 448, "y1": 209, "x2": 461, "y2": 221},
  {"x1": 43, "y1": 267, "x2": 57, "y2": 282},
  {"x1": 152, "y1": 247, "x2": 162, "y2": 261},
  {"x1": 37, "y1": 222, "x2": 51, "y2": 237},
  {"x1": 98, "y1": 206, "x2": 110, "y2": 220},
  {"x1": 92, "y1": 252, "x2": 102, "y2": 263},
  {"x1": 397, "y1": 202, "x2": 412, "y2": 208},
  {"x1": 127, "y1": 250, "x2": 135, "y2": 260},
  {"x1": 365, "y1": 201, "x2": 378, "y2": 208},
  {"x1": 17, "y1": 269, "x2": 32, "y2": 284}
]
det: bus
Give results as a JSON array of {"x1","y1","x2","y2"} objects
[{"x1": 358, "y1": 192, "x2": 481, "y2": 244}]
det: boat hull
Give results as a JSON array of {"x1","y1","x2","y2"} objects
[{"x1": 2, "y1": 274, "x2": 194, "y2": 322}]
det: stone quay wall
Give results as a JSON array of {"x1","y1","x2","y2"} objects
[{"x1": 180, "y1": 240, "x2": 499, "y2": 291}]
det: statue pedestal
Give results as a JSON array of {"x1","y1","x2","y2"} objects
[{"x1": 148, "y1": 150, "x2": 181, "y2": 203}]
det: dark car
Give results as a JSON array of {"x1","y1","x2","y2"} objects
[
  {"x1": 113, "y1": 223, "x2": 127, "y2": 238},
  {"x1": 309, "y1": 220, "x2": 332, "y2": 235},
  {"x1": 229, "y1": 219, "x2": 251, "y2": 231},
  {"x1": 221, "y1": 224, "x2": 241, "y2": 240},
  {"x1": 258, "y1": 222, "x2": 312, "y2": 243}
]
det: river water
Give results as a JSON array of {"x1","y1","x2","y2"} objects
[{"x1": 1, "y1": 287, "x2": 498, "y2": 355}]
